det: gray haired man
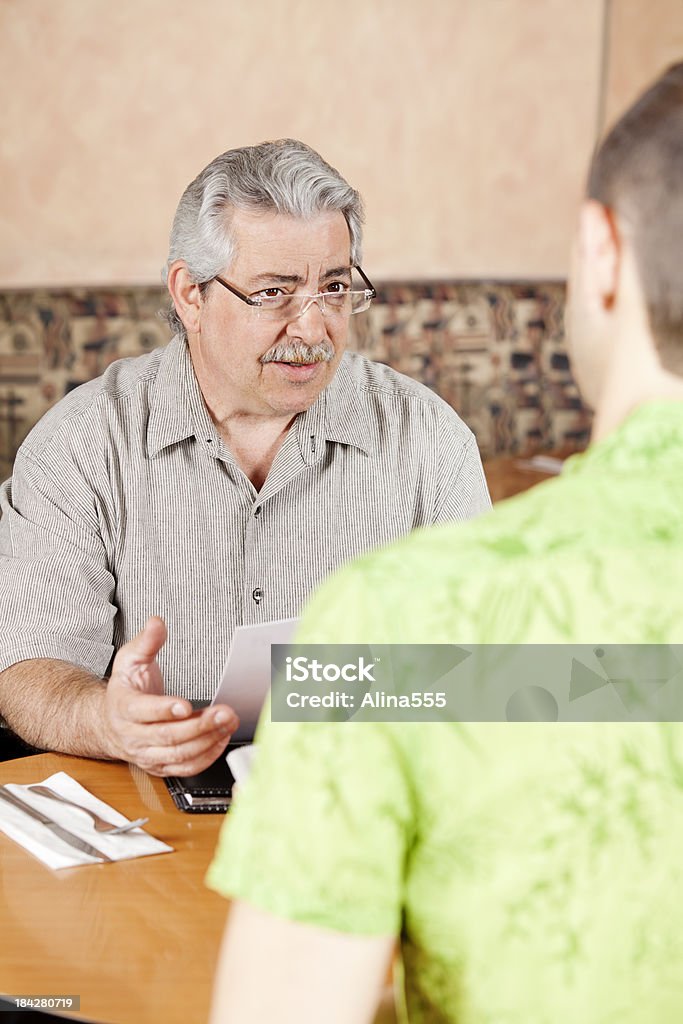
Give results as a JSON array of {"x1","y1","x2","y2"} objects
[{"x1": 0, "y1": 139, "x2": 490, "y2": 775}]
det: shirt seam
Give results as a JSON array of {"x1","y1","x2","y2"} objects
[
  {"x1": 21, "y1": 366, "x2": 161, "y2": 465},
  {"x1": 17, "y1": 447, "x2": 102, "y2": 536}
]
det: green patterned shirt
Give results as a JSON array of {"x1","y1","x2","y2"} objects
[{"x1": 207, "y1": 402, "x2": 683, "y2": 1023}]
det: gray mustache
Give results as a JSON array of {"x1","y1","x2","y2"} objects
[{"x1": 260, "y1": 340, "x2": 335, "y2": 365}]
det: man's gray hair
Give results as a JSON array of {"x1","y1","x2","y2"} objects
[{"x1": 162, "y1": 138, "x2": 364, "y2": 340}]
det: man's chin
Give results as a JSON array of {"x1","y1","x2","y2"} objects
[{"x1": 263, "y1": 368, "x2": 333, "y2": 418}]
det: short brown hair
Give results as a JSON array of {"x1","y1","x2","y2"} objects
[{"x1": 588, "y1": 62, "x2": 683, "y2": 371}]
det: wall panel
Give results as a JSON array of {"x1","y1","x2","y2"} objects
[
  {"x1": 0, "y1": 0, "x2": 603, "y2": 286},
  {"x1": 603, "y1": 0, "x2": 683, "y2": 130}
]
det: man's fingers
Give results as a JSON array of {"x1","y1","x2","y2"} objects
[
  {"x1": 149, "y1": 731, "x2": 236, "y2": 778},
  {"x1": 107, "y1": 704, "x2": 238, "y2": 773},
  {"x1": 112, "y1": 695, "x2": 238, "y2": 735},
  {"x1": 112, "y1": 691, "x2": 195, "y2": 725},
  {"x1": 120, "y1": 697, "x2": 237, "y2": 732},
  {"x1": 114, "y1": 616, "x2": 168, "y2": 672},
  {"x1": 151, "y1": 705, "x2": 239, "y2": 746},
  {"x1": 133, "y1": 616, "x2": 168, "y2": 658},
  {"x1": 102, "y1": 619, "x2": 242, "y2": 770},
  {"x1": 136, "y1": 723, "x2": 235, "y2": 776},
  {"x1": 104, "y1": 618, "x2": 240, "y2": 772},
  {"x1": 110, "y1": 616, "x2": 168, "y2": 696}
]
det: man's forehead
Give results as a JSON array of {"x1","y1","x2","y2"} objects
[
  {"x1": 228, "y1": 205, "x2": 348, "y2": 235},
  {"x1": 248, "y1": 265, "x2": 352, "y2": 285},
  {"x1": 227, "y1": 207, "x2": 351, "y2": 274}
]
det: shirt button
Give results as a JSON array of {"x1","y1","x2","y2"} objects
[
  {"x1": 252, "y1": 587, "x2": 263, "y2": 604},
  {"x1": 254, "y1": 506, "x2": 261, "y2": 517}
]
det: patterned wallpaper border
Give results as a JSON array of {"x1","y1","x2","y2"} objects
[{"x1": 0, "y1": 281, "x2": 591, "y2": 477}]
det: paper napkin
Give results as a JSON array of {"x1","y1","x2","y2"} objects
[
  {"x1": 0, "y1": 771, "x2": 173, "y2": 870},
  {"x1": 226, "y1": 743, "x2": 257, "y2": 784}
]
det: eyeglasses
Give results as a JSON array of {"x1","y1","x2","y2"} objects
[{"x1": 212, "y1": 265, "x2": 377, "y2": 322}]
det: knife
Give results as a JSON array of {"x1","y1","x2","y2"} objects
[{"x1": 0, "y1": 785, "x2": 112, "y2": 862}]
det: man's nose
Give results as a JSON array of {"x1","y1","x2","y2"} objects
[{"x1": 286, "y1": 295, "x2": 327, "y2": 341}]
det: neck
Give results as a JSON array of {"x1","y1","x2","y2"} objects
[
  {"x1": 592, "y1": 366, "x2": 683, "y2": 443},
  {"x1": 187, "y1": 336, "x2": 297, "y2": 488},
  {"x1": 591, "y1": 302, "x2": 683, "y2": 443},
  {"x1": 216, "y1": 412, "x2": 295, "y2": 490},
  {"x1": 589, "y1": 244, "x2": 683, "y2": 442}
]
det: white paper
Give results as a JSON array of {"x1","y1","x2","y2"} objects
[
  {"x1": 211, "y1": 617, "x2": 299, "y2": 740},
  {"x1": 183, "y1": 791, "x2": 230, "y2": 807},
  {"x1": 516, "y1": 455, "x2": 564, "y2": 474}
]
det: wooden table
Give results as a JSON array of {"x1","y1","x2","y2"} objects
[
  {"x1": 483, "y1": 453, "x2": 566, "y2": 503},
  {"x1": 0, "y1": 753, "x2": 226, "y2": 1024}
]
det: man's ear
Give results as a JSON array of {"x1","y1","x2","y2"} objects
[
  {"x1": 167, "y1": 260, "x2": 204, "y2": 336},
  {"x1": 577, "y1": 200, "x2": 621, "y2": 310}
]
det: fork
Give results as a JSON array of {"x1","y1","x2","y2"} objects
[{"x1": 28, "y1": 785, "x2": 149, "y2": 834}]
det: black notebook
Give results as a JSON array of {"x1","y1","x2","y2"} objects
[{"x1": 163, "y1": 740, "x2": 249, "y2": 814}]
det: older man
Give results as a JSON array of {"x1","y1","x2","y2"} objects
[
  {"x1": 0, "y1": 139, "x2": 489, "y2": 775},
  {"x1": 207, "y1": 68, "x2": 683, "y2": 1023}
]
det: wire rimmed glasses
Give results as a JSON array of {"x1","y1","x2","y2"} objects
[{"x1": 212, "y1": 265, "x2": 377, "y2": 322}]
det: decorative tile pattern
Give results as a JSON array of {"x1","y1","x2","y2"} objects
[{"x1": 0, "y1": 282, "x2": 591, "y2": 477}]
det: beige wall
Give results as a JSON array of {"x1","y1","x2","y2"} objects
[
  {"x1": 604, "y1": 0, "x2": 683, "y2": 130},
  {"x1": 0, "y1": 1, "x2": 679, "y2": 288}
]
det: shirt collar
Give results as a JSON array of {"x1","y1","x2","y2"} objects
[
  {"x1": 147, "y1": 337, "x2": 217, "y2": 458},
  {"x1": 565, "y1": 400, "x2": 683, "y2": 478},
  {"x1": 295, "y1": 353, "x2": 374, "y2": 464},
  {"x1": 148, "y1": 342, "x2": 374, "y2": 461}
]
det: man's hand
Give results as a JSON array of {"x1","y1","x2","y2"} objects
[{"x1": 104, "y1": 616, "x2": 239, "y2": 776}]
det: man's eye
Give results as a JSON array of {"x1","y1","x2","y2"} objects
[
  {"x1": 325, "y1": 281, "x2": 350, "y2": 294},
  {"x1": 258, "y1": 287, "x2": 285, "y2": 299}
]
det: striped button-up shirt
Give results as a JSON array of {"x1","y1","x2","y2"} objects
[{"x1": 0, "y1": 337, "x2": 490, "y2": 699}]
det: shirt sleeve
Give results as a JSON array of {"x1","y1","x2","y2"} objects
[
  {"x1": 434, "y1": 426, "x2": 492, "y2": 524},
  {"x1": 0, "y1": 445, "x2": 116, "y2": 676}
]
